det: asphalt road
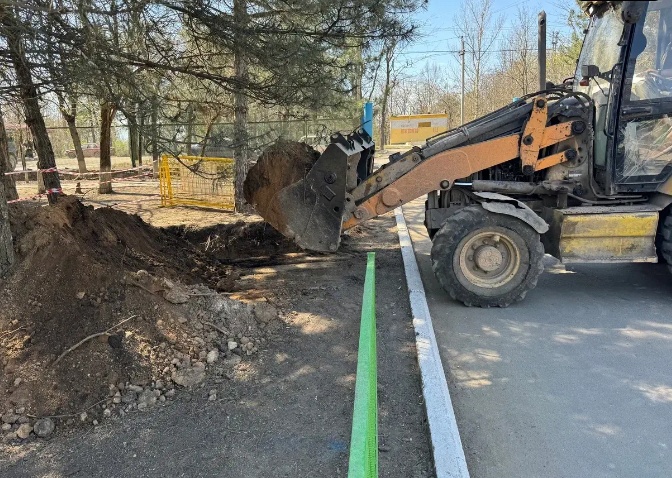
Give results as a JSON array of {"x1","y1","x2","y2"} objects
[{"x1": 402, "y1": 199, "x2": 672, "y2": 478}]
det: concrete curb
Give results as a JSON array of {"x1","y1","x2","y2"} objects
[{"x1": 395, "y1": 207, "x2": 470, "y2": 478}]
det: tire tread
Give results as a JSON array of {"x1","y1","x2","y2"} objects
[
  {"x1": 430, "y1": 205, "x2": 544, "y2": 308},
  {"x1": 661, "y1": 213, "x2": 672, "y2": 274}
]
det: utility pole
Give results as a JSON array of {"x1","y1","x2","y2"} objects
[
  {"x1": 538, "y1": 11, "x2": 547, "y2": 92},
  {"x1": 460, "y1": 36, "x2": 465, "y2": 125}
]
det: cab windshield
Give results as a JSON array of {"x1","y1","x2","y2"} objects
[{"x1": 574, "y1": 6, "x2": 624, "y2": 87}]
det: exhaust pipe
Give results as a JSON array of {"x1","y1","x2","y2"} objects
[{"x1": 538, "y1": 10, "x2": 546, "y2": 91}]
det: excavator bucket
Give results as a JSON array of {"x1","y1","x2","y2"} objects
[{"x1": 244, "y1": 132, "x2": 374, "y2": 252}]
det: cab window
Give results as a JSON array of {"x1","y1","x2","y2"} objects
[
  {"x1": 629, "y1": 2, "x2": 672, "y2": 100},
  {"x1": 575, "y1": 8, "x2": 624, "y2": 86}
]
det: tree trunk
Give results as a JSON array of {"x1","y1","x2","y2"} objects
[
  {"x1": 233, "y1": 0, "x2": 251, "y2": 213},
  {"x1": 0, "y1": 107, "x2": 18, "y2": 200},
  {"x1": 151, "y1": 102, "x2": 158, "y2": 178},
  {"x1": 201, "y1": 113, "x2": 221, "y2": 156},
  {"x1": 89, "y1": 117, "x2": 97, "y2": 143},
  {"x1": 128, "y1": 114, "x2": 138, "y2": 168},
  {"x1": 3, "y1": 10, "x2": 61, "y2": 203},
  {"x1": 99, "y1": 102, "x2": 115, "y2": 194},
  {"x1": 64, "y1": 117, "x2": 87, "y2": 174},
  {"x1": 138, "y1": 111, "x2": 144, "y2": 166},
  {"x1": 0, "y1": 176, "x2": 14, "y2": 275},
  {"x1": 185, "y1": 102, "x2": 193, "y2": 155},
  {"x1": 380, "y1": 45, "x2": 393, "y2": 148},
  {"x1": 59, "y1": 101, "x2": 87, "y2": 174}
]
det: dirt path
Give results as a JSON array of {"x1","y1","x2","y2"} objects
[{"x1": 0, "y1": 215, "x2": 433, "y2": 477}]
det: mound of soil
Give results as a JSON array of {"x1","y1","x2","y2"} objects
[
  {"x1": 243, "y1": 140, "x2": 319, "y2": 227},
  {"x1": 0, "y1": 197, "x2": 283, "y2": 440}
]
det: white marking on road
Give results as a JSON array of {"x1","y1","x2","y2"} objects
[{"x1": 395, "y1": 207, "x2": 470, "y2": 478}]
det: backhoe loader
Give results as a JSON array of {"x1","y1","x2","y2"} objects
[{"x1": 245, "y1": 0, "x2": 672, "y2": 307}]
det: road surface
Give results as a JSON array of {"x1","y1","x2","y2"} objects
[{"x1": 403, "y1": 199, "x2": 672, "y2": 478}]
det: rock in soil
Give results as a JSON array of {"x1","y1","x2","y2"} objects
[
  {"x1": 206, "y1": 349, "x2": 219, "y2": 364},
  {"x1": 16, "y1": 423, "x2": 32, "y2": 439},
  {"x1": 1, "y1": 414, "x2": 18, "y2": 425},
  {"x1": 137, "y1": 389, "x2": 158, "y2": 409},
  {"x1": 33, "y1": 418, "x2": 55, "y2": 438},
  {"x1": 163, "y1": 287, "x2": 191, "y2": 304},
  {"x1": 171, "y1": 363, "x2": 206, "y2": 387}
]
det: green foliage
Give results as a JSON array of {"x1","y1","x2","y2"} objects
[
  {"x1": 0, "y1": 0, "x2": 425, "y2": 159},
  {"x1": 112, "y1": 137, "x2": 129, "y2": 157}
]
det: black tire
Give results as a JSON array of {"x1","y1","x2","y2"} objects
[
  {"x1": 659, "y1": 214, "x2": 672, "y2": 273},
  {"x1": 430, "y1": 205, "x2": 544, "y2": 307}
]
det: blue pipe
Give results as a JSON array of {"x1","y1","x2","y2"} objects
[{"x1": 362, "y1": 102, "x2": 374, "y2": 138}]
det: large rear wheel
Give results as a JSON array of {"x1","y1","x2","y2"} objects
[
  {"x1": 430, "y1": 205, "x2": 544, "y2": 307},
  {"x1": 658, "y1": 213, "x2": 672, "y2": 273}
]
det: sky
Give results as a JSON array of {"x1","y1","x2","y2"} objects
[{"x1": 400, "y1": 0, "x2": 576, "y2": 77}]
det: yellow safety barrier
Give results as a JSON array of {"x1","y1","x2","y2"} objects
[{"x1": 159, "y1": 154, "x2": 235, "y2": 211}]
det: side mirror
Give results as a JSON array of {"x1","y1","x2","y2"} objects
[{"x1": 580, "y1": 64, "x2": 601, "y2": 86}]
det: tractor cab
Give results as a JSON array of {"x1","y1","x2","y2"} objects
[{"x1": 577, "y1": 0, "x2": 672, "y2": 195}]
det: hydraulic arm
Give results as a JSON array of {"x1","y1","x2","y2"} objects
[{"x1": 245, "y1": 90, "x2": 592, "y2": 252}]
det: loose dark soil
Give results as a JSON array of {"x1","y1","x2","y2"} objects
[
  {"x1": 0, "y1": 214, "x2": 434, "y2": 477},
  {"x1": 0, "y1": 182, "x2": 433, "y2": 476},
  {"x1": 167, "y1": 221, "x2": 301, "y2": 265},
  {"x1": 0, "y1": 197, "x2": 283, "y2": 423}
]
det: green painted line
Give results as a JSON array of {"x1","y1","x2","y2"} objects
[{"x1": 348, "y1": 252, "x2": 378, "y2": 478}]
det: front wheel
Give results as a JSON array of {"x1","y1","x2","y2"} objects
[{"x1": 430, "y1": 205, "x2": 544, "y2": 307}]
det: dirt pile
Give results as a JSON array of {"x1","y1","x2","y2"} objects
[
  {"x1": 243, "y1": 140, "x2": 319, "y2": 228},
  {"x1": 0, "y1": 197, "x2": 282, "y2": 443}
]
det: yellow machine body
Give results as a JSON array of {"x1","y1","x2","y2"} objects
[{"x1": 545, "y1": 206, "x2": 660, "y2": 263}]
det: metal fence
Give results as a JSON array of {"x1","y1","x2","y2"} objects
[
  {"x1": 157, "y1": 117, "x2": 358, "y2": 157},
  {"x1": 159, "y1": 154, "x2": 235, "y2": 211},
  {"x1": 36, "y1": 117, "x2": 358, "y2": 160}
]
